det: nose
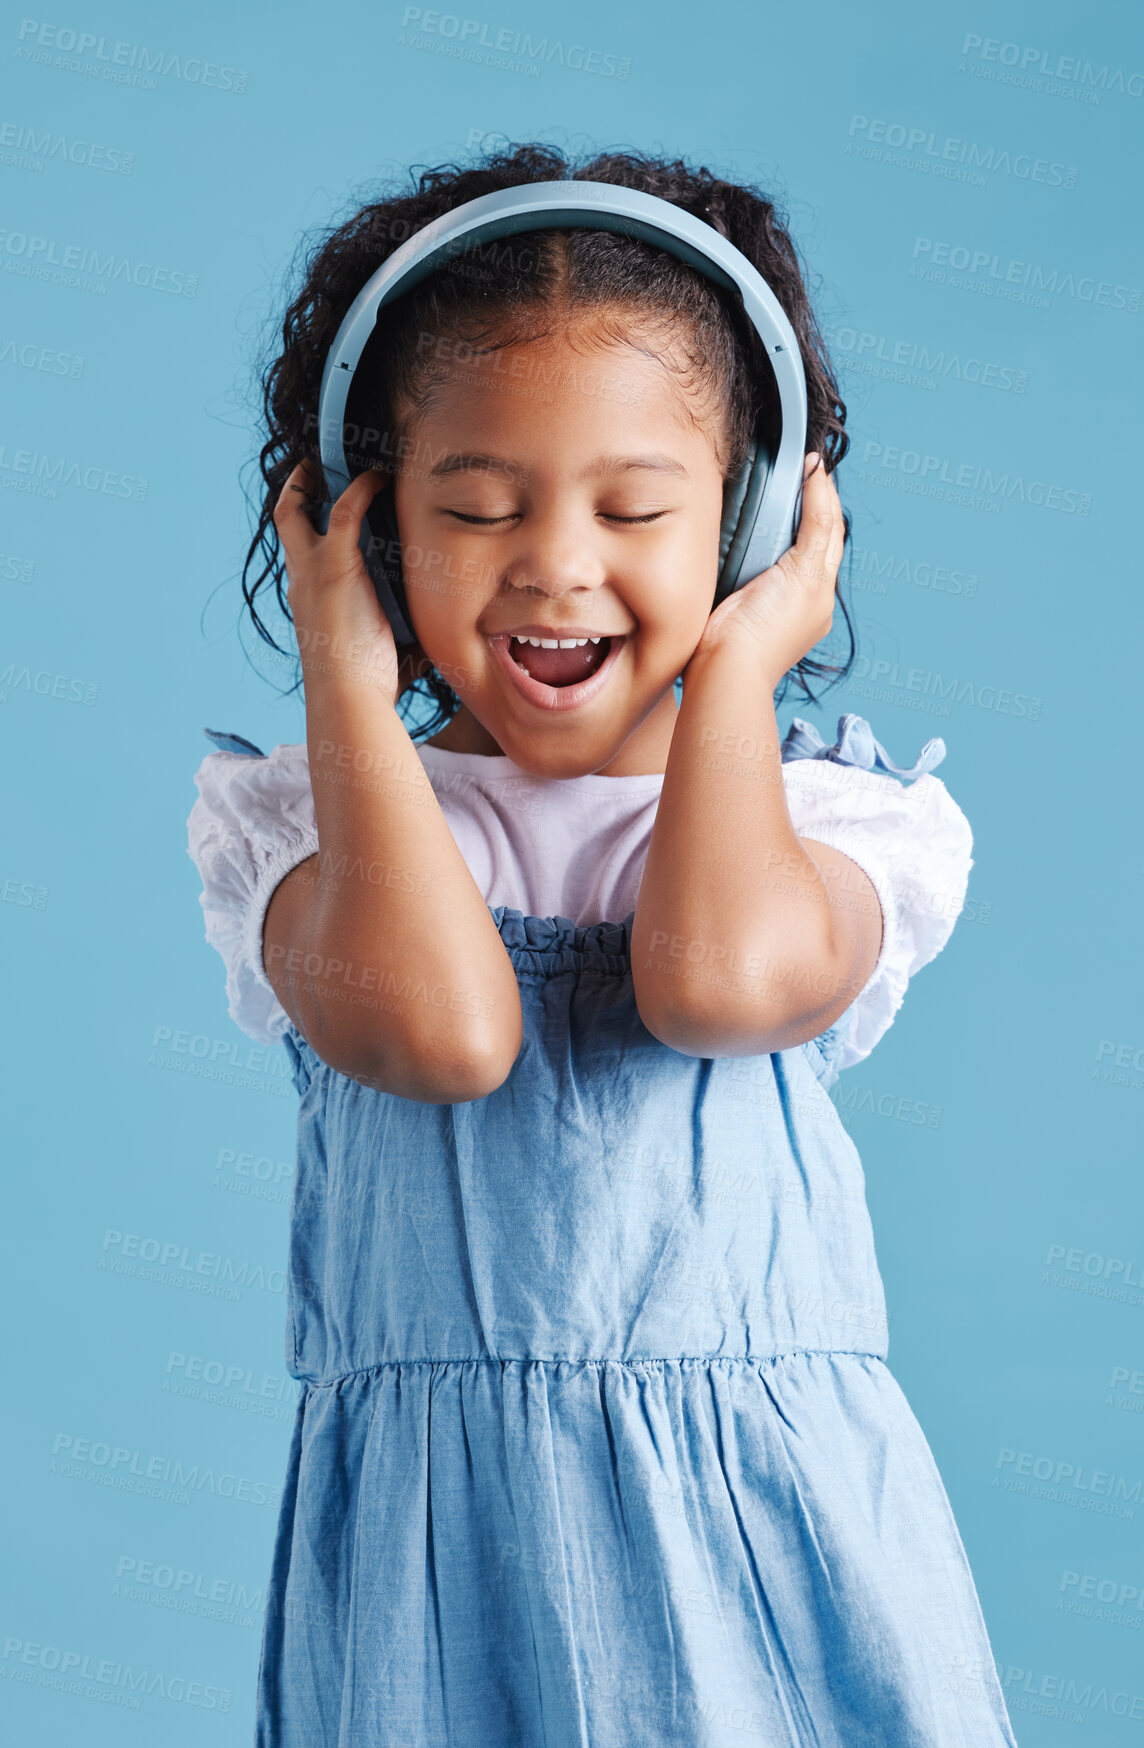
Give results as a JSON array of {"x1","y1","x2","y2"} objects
[{"x1": 500, "y1": 505, "x2": 607, "y2": 605}]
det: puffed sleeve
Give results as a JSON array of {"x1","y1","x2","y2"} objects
[
  {"x1": 780, "y1": 714, "x2": 975, "y2": 1073},
  {"x1": 186, "y1": 738, "x2": 319, "y2": 1046}
]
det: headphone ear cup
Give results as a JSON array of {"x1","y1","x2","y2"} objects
[
  {"x1": 360, "y1": 483, "x2": 416, "y2": 645},
  {"x1": 714, "y1": 440, "x2": 771, "y2": 609},
  {"x1": 718, "y1": 446, "x2": 755, "y2": 573}
]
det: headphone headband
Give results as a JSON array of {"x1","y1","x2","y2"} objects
[{"x1": 316, "y1": 180, "x2": 808, "y2": 645}]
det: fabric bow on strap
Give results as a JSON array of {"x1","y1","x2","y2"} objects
[
  {"x1": 781, "y1": 713, "x2": 946, "y2": 781},
  {"x1": 202, "y1": 727, "x2": 266, "y2": 757}
]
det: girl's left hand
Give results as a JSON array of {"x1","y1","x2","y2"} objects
[{"x1": 691, "y1": 453, "x2": 845, "y2": 683}]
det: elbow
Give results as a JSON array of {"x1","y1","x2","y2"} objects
[
  {"x1": 411, "y1": 993, "x2": 524, "y2": 1102},
  {"x1": 422, "y1": 1026, "x2": 523, "y2": 1104},
  {"x1": 343, "y1": 1013, "x2": 523, "y2": 1105},
  {"x1": 635, "y1": 989, "x2": 782, "y2": 1059},
  {"x1": 629, "y1": 953, "x2": 757, "y2": 1057},
  {"x1": 631, "y1": 967, "x2": 742, "y2": 1056},
  {"x1": 633, "y1": 956, "x2": 852, "y2": 1060},
  {"x1": 286, "y1": 961, "x2": 523, "y2": 1103}
]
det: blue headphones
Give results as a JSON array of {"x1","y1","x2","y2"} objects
[{"x1": 315, "y1": 180, "x2": 808, "y2": 647}]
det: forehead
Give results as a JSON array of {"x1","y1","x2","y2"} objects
[{"x1": 402, "y1": 322, "x2": 723, "y2": 457}]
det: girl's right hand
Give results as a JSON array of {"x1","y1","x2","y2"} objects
[{"x1": 273, "y1": 459, "x2": 410, "y2": 708}]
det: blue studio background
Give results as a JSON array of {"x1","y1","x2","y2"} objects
[{"x1": 3, "y1": 0, "x2": 1142, "y2": 1740}]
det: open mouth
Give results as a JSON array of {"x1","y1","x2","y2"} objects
[
  {"x1": 489, "y1": 631, "x2": 627, "y2": 713},
  {"x1": 507, "y1": 635, "x2": 613, "y2": 688}
]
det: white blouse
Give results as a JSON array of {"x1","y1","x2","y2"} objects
[{"x1": 186, "y1": 717, "x2": 974, "y2": 1073}]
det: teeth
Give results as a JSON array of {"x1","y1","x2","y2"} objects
[{"x1": 511, "y1": 634, "x2": 603, "y2": 648}]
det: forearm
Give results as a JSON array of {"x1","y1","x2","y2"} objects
[
  {"x1": 297, "y1": 662, "x2": 522, "y2": 1086},
  {"x1": 631, "y1": 640, "x2": 859, "y2": 1055}
]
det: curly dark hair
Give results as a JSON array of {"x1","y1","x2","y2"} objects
[{"x1": 240, "y1": 140, "x2": 856, "y2": 739}]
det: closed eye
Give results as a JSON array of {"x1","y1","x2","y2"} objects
[
  {"x1": 445, "y1": 510, "x2": 669, "y2": 525},
  {"x1": 445, "y1": 512, "x2": 516, "y2": 525}
]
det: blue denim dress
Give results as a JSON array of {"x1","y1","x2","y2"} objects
[{"x1": 202, "y1": 720, "x2": 1017, "y2": 1748}]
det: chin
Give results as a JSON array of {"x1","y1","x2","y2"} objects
[{"x1": 502, "y1": 734, "x2": 616, "y2": 780}]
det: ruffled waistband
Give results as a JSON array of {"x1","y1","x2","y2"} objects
[{"x1": 491, "y1": 905, "x2": 635, "y2": 974}]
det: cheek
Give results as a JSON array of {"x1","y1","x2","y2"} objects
[
  {"x1": 408, "y1": 553, "x2": 491, "y2": 628},
  {"x1": 402, "y1": 557, "x2": 490, "y2": 687},
  {"x1": 396, "y1": 495, "x2": 493, "y2": 618},
  {"x1": 642, "y1": 520, "x2": 721, "y2": 637}
]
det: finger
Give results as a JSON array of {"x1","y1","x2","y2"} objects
[
  {"x1": 272, "y1": 459, "x2": 322, "y2": 558},
  {"x1": 324, "y1": 467, "x2": 390, "y2": 542},
  {"x1": 790, "y1": 454, "x2": 842, "y2": 567},
  {"x1": 814, "y1": 463, "x2": 847, "y2": 572},
  {"x1": 805, "y1": 457, "x2": 845, "y2": 558}
]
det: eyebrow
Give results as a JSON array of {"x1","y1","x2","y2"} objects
[{"x1": 426, "y1": 451, "x2": 689, "y2": 482}]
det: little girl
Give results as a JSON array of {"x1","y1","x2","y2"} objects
[{"x1": 189, "y1": 144, "x2": 1018, "y2": 1746}]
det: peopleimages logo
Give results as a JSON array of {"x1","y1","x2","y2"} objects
[
  {"x1": 114, "y1": 1553, "x2": 264, "y2": 1614},
  {"x1": 849, "y1": 545, "x2": 980, "y2": 598},
  {"x1": 959, "y1": 33, "x2": 1143, "y2": 100},
  {"x1": 849, "y1": 655, "x2": 1041, "y2": 720},
  {"x1": 49, "y1": 1431, "x2": 282, "y2": 1508},
  {"x1": 100, "y1": 1228, "x2": 285, "y2": 1296},
  {"x1": 2, "y1": 1636, "x2": 232, "y2": 1711},
  {"x1": 910, "y1": 238, "x2": 1140, "y2": 313},
  {"x1": 0, "y1": 119, "x2": 134, "y2": 173},
  {"x1": 0, "y1": 337, "x2": 84, "y2": 376},
  {"x1": 846, "y1": 115, "x2": 1078, "y2": 189},
  {"x1": 0, "y1": 443, "x2": 146, "y2": 499},
  {"x1": 1000, "y1": 1665, "x2": 1144, "y2": 1726},
  {"x1": 830, "y1": 327, "x2": 1027, "y2": 394},
  {"x1": 398, "y1": 7, "x2": 631, "y2": 77},
  {"x1": 0, "y1": 228, "x2": 197, "y2": 295},
  {"x1": 14, "y1": 19, "x2": 248, "y2": 92},
  {"x1": 857, "y1": 439, "x2": 1090, "y2": 516}
]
